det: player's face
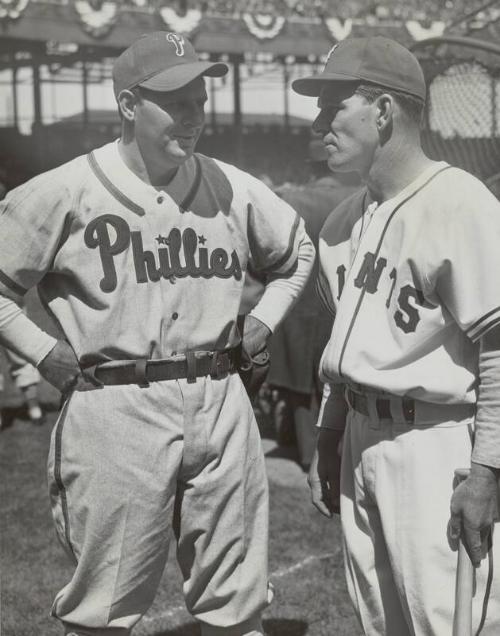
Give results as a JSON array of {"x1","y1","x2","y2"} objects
[
  {"x1": 312, "y1": 84, "x2": 378, "y2": 176},
  {"x1": 133, "y1": 77, "x2": 207, "y2": 169}
]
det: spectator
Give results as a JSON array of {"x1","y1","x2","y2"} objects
[{"x1": 268, "y1": 138, "x2": 360, "y2": 469}]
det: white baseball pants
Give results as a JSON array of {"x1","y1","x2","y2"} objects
[
  {"x1": 48, "y1": 373, "x2": 269, "y2": 636},
  {"x1": 341, "y1": 401, "x2": 500, "y2": 636}
]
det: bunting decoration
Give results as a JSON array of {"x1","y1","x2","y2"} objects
[
  {"x1": 0, "y1": 0, "x2": 29, "y2": 21},
  {"x1": 159, "y1": 7, "x2": 202, "y2": 35},
  {"x1": 405, "y1": 20, "x2": 445, "y2": 40},
  {"x1": 73, "y1": 0, "x2": 117, "y2": 38},
  {"x1": 242, "y1": 13, "x2": 285, "y2": 40},
  {"x1": 323, "y1": 17, "x2": 353, "y2": 41}
]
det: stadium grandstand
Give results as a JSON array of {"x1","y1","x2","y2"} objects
[{"x1": 0, "y1": 0, "x2": 499, "y2": 191}]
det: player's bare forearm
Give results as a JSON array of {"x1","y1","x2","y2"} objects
[
  {"x1": 308, "y1": 428, "x2": 344, "y2": 518},
  {"x1": 449, "y1": 462, "x2": 500, "y2": 566}
]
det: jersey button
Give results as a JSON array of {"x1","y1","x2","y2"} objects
[
  {"x1": 172, "y1": 312, "x2": 179, "y2": 320},
  {"x1": 157, "y1": 195, "x2": 164, "y2": 204}
]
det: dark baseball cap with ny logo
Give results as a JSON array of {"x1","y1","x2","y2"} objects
[{"x1": 112, "y1": 31, "x2": 228, "y2": 98}]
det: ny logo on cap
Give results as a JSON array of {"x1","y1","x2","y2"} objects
[
  {"x1": 166, "y1": 32, "x2": 185, "y2": 57},
  {"x1": 325, "y1": 43, "x2": 339, "y2": 64}
]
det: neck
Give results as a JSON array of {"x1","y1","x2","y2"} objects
[
  {"x1": 364, "y1": 135, "x2": 436, "y2": 204},
  {"x1": 118, "y1": 137, "x2": 179, "y2": 188}
]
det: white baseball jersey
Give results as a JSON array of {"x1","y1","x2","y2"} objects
[
  {"x1": 318, "y1": 161, "x2": 500, "y2": 404},
  {"x1": 0, "y1": 141, "x2": 307, "y2": 364}
]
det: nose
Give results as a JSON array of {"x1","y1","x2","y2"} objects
[
  {"x1": 312, "y1": 111, "x2": 328, "y2": 136},
  {"x1": 183, "y1": 102, "x2": 205, "y2": 128}
]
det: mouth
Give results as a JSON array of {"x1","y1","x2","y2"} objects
[{"x1": 176, "y1": 133, "x2": 198, "y2": 146}]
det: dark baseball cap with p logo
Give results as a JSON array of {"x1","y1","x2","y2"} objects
[{"x1": 112, "y1": 31, "x2": 228, "y2": 98}]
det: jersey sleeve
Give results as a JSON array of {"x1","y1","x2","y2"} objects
[
  {"x1": 245, "y1": 175, "x2": 305, "y2": 275},
  {"x1": 429, "y1": 170, "x2": 500, "y2": 342},
  {"x1": 0, "y1": 169, "x2": 74, "y2": 301}
]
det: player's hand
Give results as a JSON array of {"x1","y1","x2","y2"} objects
[
  {"x1": 308, "y1": 428, "x2": 344, "y2": 518},
  {"x1": 242, "y1": 315, "x2": 271, "y2": 358},
  {"x1": 449, "y1": 462, "x2": 500, "y2": 566},
  {"x1": 37, "y1": 340, "x2": 83, "y2": 394}
]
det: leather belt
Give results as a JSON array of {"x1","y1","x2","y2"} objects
[
  {"x1": 84, "y1": 348, "x2": 239, "y2": 387},
  {"x1": 346, "y1": 387, "x2": 415, "y2": 424}
]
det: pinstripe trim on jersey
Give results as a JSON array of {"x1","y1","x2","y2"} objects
[
  {"x1": 338, "y1": 165, "x2": 452, "y2": 378},
  {"x1": 0, "y1": 269, "x2": 27, "y2": 296},
  {"x1": 260, "y1": 213, "x2": 301, "y2": 274},
  {"x1": 180, "y1": 154, "x2": 202, "y2": 212},
  {"x1": 87, "y1": 152, "x2": 145, "y2": 216},
  {"x1": 53, "y1": 397, "x2": 78, "y2": 565},
  {"x1": 467, "y1": 306, "x2": 500, "y2": 342}
]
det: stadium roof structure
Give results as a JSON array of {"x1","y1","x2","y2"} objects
[{"x1": 2, "y1": 0, "x2": 500, "y2": 176}]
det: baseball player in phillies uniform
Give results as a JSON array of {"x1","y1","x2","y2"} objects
[
  {"x1": 293, "y1": 36, "x2": 500, "y2": 635},
  {"x1": 0, "y1": 33, "x2": 314, "y2": 635}
]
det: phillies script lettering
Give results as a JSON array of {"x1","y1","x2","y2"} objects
[
  {"x1": 337, "y1": 250, "x2": 425, "y2": 334},
  {"x1": 84, "y1": 214, "x2": 242, "y2": 292}
]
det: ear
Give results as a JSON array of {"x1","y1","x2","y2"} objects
[
  {"x1": 117, "y1": 89, "x2": 138, "y2": 122},
  {"x1": 374, "y1": 93, "x2": 395, "y2": 133}
]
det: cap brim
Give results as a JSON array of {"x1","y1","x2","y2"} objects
[
  {"x1": 139, "y1": 61, "x2": 228, "y2": 92},
  {"x1": 292, "y1": 73, "x2": 360, "y2": 96}
]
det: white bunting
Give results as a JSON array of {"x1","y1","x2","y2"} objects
[
  {"x1": 405, "y1": 20, "x2": 446, "y2": 41},
  {"x1": 324, "y1": 17, "x2": 352, "y2": 41},
  {"x1": 74, "y1": 0, "x2": 117, "y2": 37},
  {"x1": 0, "y1": 0, "x2": 29, "y2": 20},
  {"x1": 159, "y1": 7, "x2": 202, "y2": 35},
  {"x1": 242, "y1": 13, "x2": 285, "y2": 40}
]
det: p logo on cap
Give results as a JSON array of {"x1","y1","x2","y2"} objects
[
  {"x1": 112, "y1": 31, "x2": 228, "y2": 98},
  {"x1": 166, "y1": 32, "x2": 185, "y2": 57}
]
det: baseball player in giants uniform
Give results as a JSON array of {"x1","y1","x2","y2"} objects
[
  {"x1": 0, "y1": 33, "x2": 314, "y2": 635},
  {"x1": 293, "y1": 36, "x2": 500, "y2": 635}
]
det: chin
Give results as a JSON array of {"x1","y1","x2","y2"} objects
[{"x1": 327, "y1": 157, "x2": 351, "y2": 173}]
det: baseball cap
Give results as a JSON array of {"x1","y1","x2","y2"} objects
[
  {"x1": 292, "y1": 36, "x2": 426, "y2": 101},
  {"x1": 112, "y1": 31, "x2": 228, "y2": 98}
]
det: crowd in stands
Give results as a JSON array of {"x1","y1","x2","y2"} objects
[{"x1": 162, "y1": 0, "x2": 494, "y2": 22}]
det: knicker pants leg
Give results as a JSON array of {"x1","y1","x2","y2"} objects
[{"x1": 174, "y1": 374, "x2": 270, "y2": 633}]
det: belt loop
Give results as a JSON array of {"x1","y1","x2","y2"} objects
[
  {"x1": 186, "y1": 351, "x2": 197, "y2": 383},
  {"x1": 345, "y1": 386, "x2": 354, "y2": 410},
  {"x1": 134, "y1": 359, "x2": 149, "y2": 387},
  {"x1": 389, "y1": 396, "x2": 405, "y2": 423},
  {"x1": 366, "y1": 395, "x2": 380, "y2": 429}
]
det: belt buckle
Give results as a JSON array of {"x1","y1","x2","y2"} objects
[
  {"x1": 209, "y1": 351, "x2": 227, "y2": 379},
  {"x1": 403, "y1": 399, "x2": 415, "y2": 425}
]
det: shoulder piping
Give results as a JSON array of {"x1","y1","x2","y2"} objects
[
  {"x1": 87, "y1": 152, "x2": 145, "y2": 217},
  {"x1": 180, "y1": 154, "x2": 202, "y2": 212},
  {"x1": 261, "y1": 214, "x2": 301, "y2": 274},
  {"x1": 0, "y1": 269, "x2": 27, "y2": 296}
]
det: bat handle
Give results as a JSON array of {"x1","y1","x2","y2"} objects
[{"x1": 452, "y1": 468, "x2": 474, "y2": 636}]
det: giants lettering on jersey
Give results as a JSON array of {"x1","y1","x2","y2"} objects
[
  {"x1": 84, "y1": 214, "x2": 242, "y2": 292},
  {"x1": 339, "y1": 250, "x2": 425, "y2": 334}
]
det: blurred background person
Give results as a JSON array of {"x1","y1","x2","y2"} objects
[
  {"x1": 1, "y1": 345, "x2": 45, "y2": 430},
  {"x1": 267, "y1": 137, "x2": 360, "y2": 469},
  {"x1": 0, "y1": 176, "x2": 45, "y2": 430}
]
